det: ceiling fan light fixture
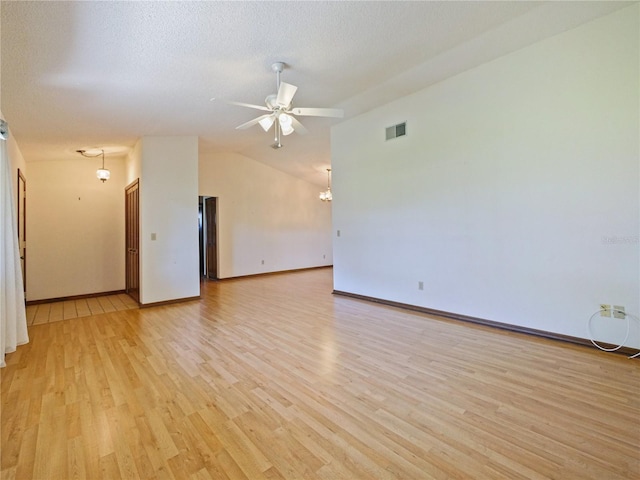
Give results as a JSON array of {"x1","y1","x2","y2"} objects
[
  {"x1": 279, "y1": 113, "x2": 292, "y2": 127},
  {"x1": 279, "y1": 113, "x2": 294, "y2": 135},
  {"x1": 258, "y1": 115, "x2": 275, "y2": 131},
  {"x1": 281, "y1": 126, "x2": 294, "y2": 136}
]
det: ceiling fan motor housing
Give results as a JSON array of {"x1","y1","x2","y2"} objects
[{"x1": 265, "y1": 94, "x2": 279, "y2": 110}]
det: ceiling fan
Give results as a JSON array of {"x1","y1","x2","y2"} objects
[{"x1": 229, "y1": 62, "x2": 344, "y2": 149}]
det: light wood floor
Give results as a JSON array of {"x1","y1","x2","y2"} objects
[
  {"x1": 25, "y1": 294, "x2": 139, "y2": 325},
  {"x1": 2, "y1": 268, "x2": 638, "y2": 479}
]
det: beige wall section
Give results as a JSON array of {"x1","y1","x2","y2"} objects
[
  {"x1": 199, "y1": 152, "x2": 333, "y2": 279},
  {"x1": 139, "y1": 136, "x2": 199, "y2": 304},
  {"x1": 26, "y1": 156, "x2": 126, "y2": 301}
]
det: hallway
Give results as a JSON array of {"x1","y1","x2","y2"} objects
[{"x1": 25, "y1": 293, "x2": 138, "y2": 325}]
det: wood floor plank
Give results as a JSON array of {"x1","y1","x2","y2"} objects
[
  {"x1": 75, "y1": 298, "x2": 92, "y2": 318},
  {"x1": 3, "y1": 269, "x2": 639, "y2": 479},
  {"x1": 63, "y1": 300, "x2": 78, "y2": 320},
  {"x1": 13, "y1": 424, "x2": 37, "y2": 480},
  {"x1": 86, "y1": 297, "x2": 105, "y2": 315},
  {"x1": 67, "y1": 435, "x2": 88, "y2": 480},
  {"x1": 108, "y1": 294, "x2": 129, "y2": 311},
  {"x1": 97, "y1": 296, "x2": 117, "y2": 313},
  {"x1": 49, "y1": 302, "x2": 64, "y2": 322},
  {"x1": 32, "y1": 303, "x2": 50, "y2": 325},
  {"x1": 25, "y1": 305, "x2": 38, "y2": 325}
]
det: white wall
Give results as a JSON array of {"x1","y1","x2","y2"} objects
[
  {"x1": 199, "y1": 152, "x2": 333, "y2": 278},
  {"x1": 126, "y1": 138, "x2": 142, "y2": 185},
  {"x1": 332, "y1": 6, "x2": 640, "y2": 348},
  {"x1": 26, "y1": 156, "x2": 126, "y2": 300},
  {"x1": 139, "y1": 136, "x2": 199, "y2": 304}
]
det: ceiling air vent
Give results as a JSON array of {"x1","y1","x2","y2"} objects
[{"x1": 385, "y1": 122, "x2": 406, "y2": 141}]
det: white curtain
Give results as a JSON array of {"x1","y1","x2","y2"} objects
[{"x1": 0, "y1": 127, "x2": 29, "y2": 368}]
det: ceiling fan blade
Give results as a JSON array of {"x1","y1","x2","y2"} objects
[
  {"x1": 290, "y1": 116, "x2": 308, "y2": 135},
  {"x1": 227, "y1": 100, "x2": 272, "y2": 112},
  {"x1": 236, "y1": 114, "x2": 274, "y2": 130},
  {"x1": 291, "y1": 107, "x2": 344, "y2": 118},
  {"x1": 276, "y1": 82, "x2": 297, "y2": 107}
]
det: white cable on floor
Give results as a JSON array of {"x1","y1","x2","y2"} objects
[{"x1": 588, "y1": 309, "x2": 640, "y2": 359}]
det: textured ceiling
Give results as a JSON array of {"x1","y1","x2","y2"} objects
[{"x1": 0, "y1": 1, "x2": 629, "y2": 185}]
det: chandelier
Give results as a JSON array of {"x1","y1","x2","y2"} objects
[{"x1": 319, "y1": 168, "x2": 332, "y2": 202}]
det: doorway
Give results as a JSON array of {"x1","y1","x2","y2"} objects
[
  {"x1": 17, "y1": 169, "x2": 26, "y2": 294},
  {"x1": 125, "y1": 179, "x2": 140, "y2": 302},
  {"x1": 199, "y1": 196, "x2": 218, "y2": 280}
]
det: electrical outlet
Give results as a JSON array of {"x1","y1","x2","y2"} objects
[
  {"x1": 337, "y1": 230, "x2": 341, "y2": 237},
  {"x1": 600, "y1": 304, "x2": 611, "y2": 317},
  {"x1": 261, "y1": 260, "x2": 265, "y2": 265},
  {"x1": 613, "y1": 305, "x2": 625, "y2": 319},
  {"x1": 418, "y1": 281, "x2": 424, "y2": 291}
]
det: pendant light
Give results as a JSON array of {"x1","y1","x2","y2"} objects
[
  {"x1": 319, "y1": 168, "x2": 332, "y2": 202},
  {"x1": 77, "y1": 148, "x2": 110, "y2": 182},
  {"x1": 96, "y1": 150, "x2": 110, "y2": 182}
]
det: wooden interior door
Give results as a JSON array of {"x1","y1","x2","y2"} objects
[
  {"x1": 125, "y1": 179, "x2": 140, "y2": 302},
  {"x1": 17, "y1": 169, "x2": 26, "y2": 294},
  {"x1": 205, "y1": 197, "x2": 217, "y2": 279}
]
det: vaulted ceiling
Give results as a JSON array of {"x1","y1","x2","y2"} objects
[{"x1": 0, "y1": 1, "x2": 627, "y2": 185}]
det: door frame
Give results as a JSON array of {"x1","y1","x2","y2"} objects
[
  {"x1": 17, "y1": 169, "x2": 26, "y2": 294},
  {"x1": 125, "y1": 179, "x2": 140, "y2": 303},
  {"x1": 202, "y1": 196, "x2": 218, "y2": 280}
]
